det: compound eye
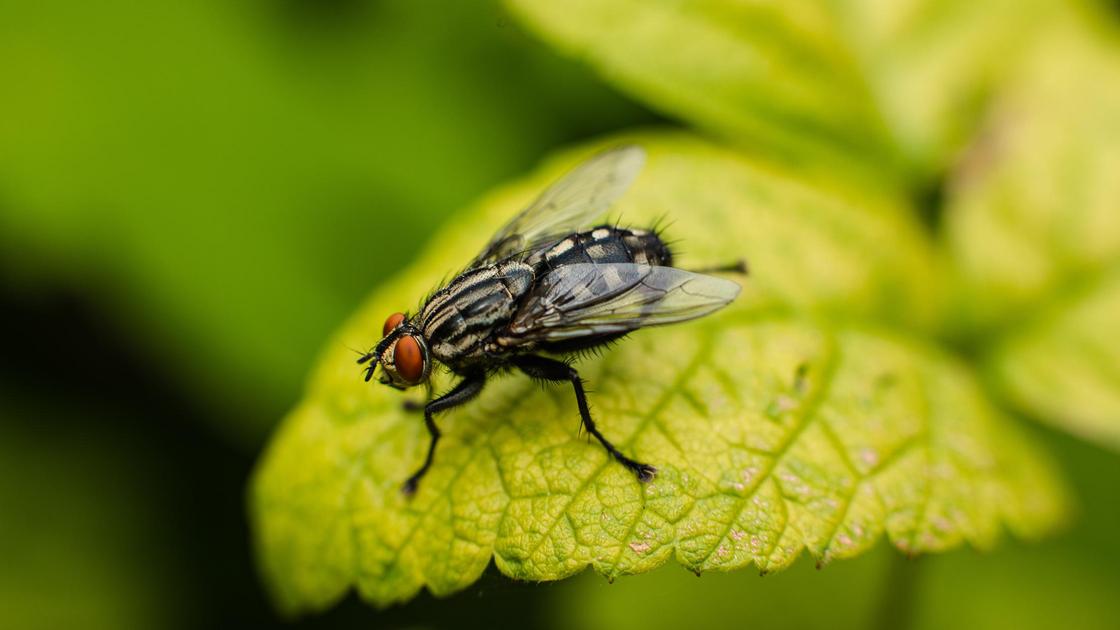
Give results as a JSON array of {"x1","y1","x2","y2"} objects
[
  {"x1": 383, "y1": 312, "x2": 405, "y2": 336},
  {"x1": 393, "y1": 335, "x2": 424, "y2": 384}
]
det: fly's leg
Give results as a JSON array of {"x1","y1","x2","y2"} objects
[
  {"x1": 512, "y1": 355, "x2": 656, "y2": 482},
  {"x1": 687, "y1": 259, "x2": 748, "y2": 275},
  {"x1": 402, "y1": 373, "x2": 486, "y2": 496}
]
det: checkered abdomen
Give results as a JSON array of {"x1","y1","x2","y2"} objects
[{"x1": 525, "y1": 225, "x2": 672, "y2": 271}]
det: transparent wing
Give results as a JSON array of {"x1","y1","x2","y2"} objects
[
  {"x1": 470, "y1": 145, "x2": 646, "y2": 266},
  {"x1": 504, "y1": 263, "x2": 741, "y2": 342}
]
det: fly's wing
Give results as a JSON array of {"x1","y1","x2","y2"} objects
[
  {"x1": 469, "y1": 145, "x2": 646, "y2": 267},
  {"x1": 503, "y1": 263, "x2": 741, "y2": 342}
]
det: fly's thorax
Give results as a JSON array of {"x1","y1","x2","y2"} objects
[
  {"x1": 526, "y1": 225, "x2": 673, "y2": 270},
  {"x1": 416, "y1": 261, "x2": 536, "y2": 364}
]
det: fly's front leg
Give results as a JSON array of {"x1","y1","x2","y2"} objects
[
  {"x1": 402, "y1": 372, "x2": 486, "y2": 496},
  {"x1": 512, "y1": 355, "x2": 656, "y2": 482}
]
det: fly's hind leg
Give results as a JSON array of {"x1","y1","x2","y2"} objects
[
  {"x1": 687, "y1": 259, "x2": 749, "y2": 275},
  {"x1": 512, "y1": 354, "x2": 656, "y2": 482},
  {"x1": 401, "y1": 372, "x2": 486, "y2": 496}
]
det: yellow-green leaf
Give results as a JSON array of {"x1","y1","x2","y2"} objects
[
  {"x1": 988, "y1": 267, "x2": 1120, "y2": 451},
  {"x1": 843, "y1": 0, "x2": 1062, "y2": 176},
  {"x1": 504, "y1": 0, "x2": 1061, "y2": 187},
  {"x1": 943, "y1": 14, "x2": 1120, "y2": 448},
  {"x1": 944, "y1": 16, "x2": 1120, "y2": 332},
  {"x1": 249, "y1": 133, "x2": 1067, "y2": 612}
]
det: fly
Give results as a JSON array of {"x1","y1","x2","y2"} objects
[{"x1": 358, "y1": 146, "x2": 746, "y2": 495}]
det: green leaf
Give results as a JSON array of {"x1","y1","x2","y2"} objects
[
  {"x1": 942, "y1": 14, "x2": 1120, "y2": 447},
  {"x1": 548, "y1": 432, "x2": 1120, "y2": 630},
  {"x1": 842, "y1": 0, "x2": 1063, "y2": 177},
  {"x1": 503, "y1": 0, "x2": 1060, "y2": 187},
  {"x1": 988, "y1": 268, "x2": 1120, "y2": 451},
  {"x1": 943, "y1": 15, "x2": 1120, "y2": 333},
  {"x1": 249, "y1": 133, "x2": 1068, "y2": 612}
]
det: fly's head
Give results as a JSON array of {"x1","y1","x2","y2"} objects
[{"x1": 357, "y1": 312, "x2": 431, "y2": 390}]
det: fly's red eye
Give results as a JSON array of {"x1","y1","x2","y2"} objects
[
  {"x1": 383, "y1": 312, "x2": 405, "y2": 336},
  {"x1": 393, "y1": 335, "x2": 424, "y2": 384}
]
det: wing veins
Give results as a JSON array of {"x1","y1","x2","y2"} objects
[
  {"x1": 503, "y1": 263, "x2": 740, "y2": 343},
  {"x1": 469, "y1": 146, "x2": 646, "y2": 267}
]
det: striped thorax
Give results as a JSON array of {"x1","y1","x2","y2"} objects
[{"x1": 416, "y1": 260, "x2": 535, "y2": 365}]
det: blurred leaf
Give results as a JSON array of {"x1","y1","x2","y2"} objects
[
  {"x1": 987, "y1": 269, "x2": 1120, "y2": 451},
  {"x1": 907, "y1": 427, "x2": 1120, "y2": 630},
  {"x1": 944, "y1": 15, "x2": 1120, "y2": 331},
  {"x1": 0, "y1": 395, "x2": 185, "y2": 630},
  {"x1": 504, "y1": 0, "x2": 1061, "y2": 188},
  {"x1": 505, "y1": 0, "x2": 893, "y2": 185},
  {"x1": 942, "y1": 13, "x2": 1120, "y2": 448},
  {"x1": 843, "y1": 0, "x2": 1062, "y2": 177},
  {"x1": 0, "y1": 0, "x2": 653, "y2": 442},
  {"x1": 909, "y1": 545, "x2": 1120, "y2": 630},
  {"x1": 249, "y1": 133, "x2": 1067, "y2": 612}
]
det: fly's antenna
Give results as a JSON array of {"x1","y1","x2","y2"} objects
[
  {"x1": 355, "y1": 343, "x2": 380, "y2": 381},
  {"x1": 354, "y1": 341, "x2": 377, "y2": 364},
  {"x1": 345, "y1": 341, "x2": 377, "y2": 363},
  {"x1": 357, "y1": 349, "x2": 379, "y2": 381},
  {"x1": 359, "y1": 353, "x2": 380, "y2": 382}
]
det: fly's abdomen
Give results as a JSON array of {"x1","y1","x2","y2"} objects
[
  {"x1": 527, "y1": 225, "x2": 673, "y2": 271},
  {"x1": 419, "y1": 261, "x2": 534, "y2": 363}
]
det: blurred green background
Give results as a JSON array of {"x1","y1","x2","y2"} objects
[{"x1": 1, "y1": 1, "x2": 1118, "y2": 629}]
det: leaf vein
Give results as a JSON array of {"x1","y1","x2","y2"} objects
[{"x1": 697, "y1": 332, "x2": 840, "y2": 568}]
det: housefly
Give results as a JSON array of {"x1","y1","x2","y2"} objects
[{"x1": 358, "y1": 146, "x2": 745, "y2": 495}]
